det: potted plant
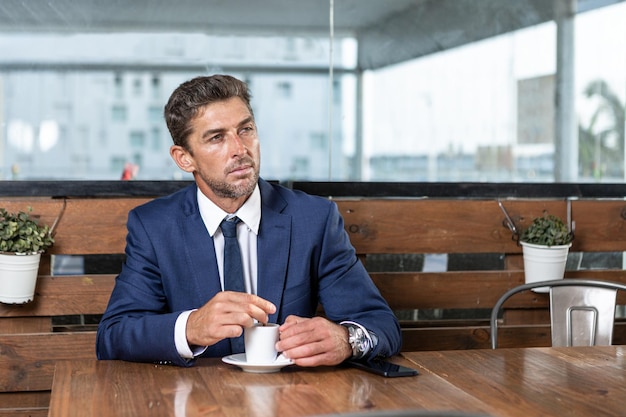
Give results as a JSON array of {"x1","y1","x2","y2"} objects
[
  {"x1": 519, "y1": 212, "x2": 574, "y2": 290},
  {"x1": 0, "y1": 207, "x2": 55, "y2": 304}
]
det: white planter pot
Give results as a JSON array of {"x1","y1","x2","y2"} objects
[
  {"x1": 0, "y1": 252, "x2": 41, "y2": 304},
  {"x1": 520, "y1": 242, "x2": 571, "y2": 292}
]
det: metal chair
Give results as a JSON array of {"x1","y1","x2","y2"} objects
[{"x1": 490, "y1": 279, "x2": 626, "y2": 349}]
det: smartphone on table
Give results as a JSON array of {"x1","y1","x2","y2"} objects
[{"x1": 347, "y1": 358, "x2": 419, "y2": 378}]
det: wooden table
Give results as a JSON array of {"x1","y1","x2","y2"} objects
[
  {"x1": 48, "y1": 346, "x2": 625, "y2": 417},
  {"x1": 403, "y1": 346, "x2": 626, "y2": 417},
  {"x1": 48, "y1": 356, "x2": 491, "y2": 417}
]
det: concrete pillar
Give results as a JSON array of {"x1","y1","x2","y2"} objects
[{"x1": 554, "y1": 0, "x2": 578, "y2": 181}]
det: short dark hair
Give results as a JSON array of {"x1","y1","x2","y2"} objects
[{"x1": 164, "y1": 74, "x2": 253, "y2": 149}]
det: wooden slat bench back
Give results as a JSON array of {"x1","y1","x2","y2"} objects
[{"x1": 1, "y1": 191, "x2": 626, "y2": 416}]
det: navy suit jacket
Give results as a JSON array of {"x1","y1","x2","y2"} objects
[{"x1": 96, "y1": 179, "x2": 401, "y2": 366}]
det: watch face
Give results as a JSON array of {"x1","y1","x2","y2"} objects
[
  {"x1": 356, "y1": 330, "x2": 369, "y2": 353},
  {"x1": 350, "y1": 326, "x2": 368, "y2": 356},
  {"x1": 344, "y1": 323, "x2": 372, "y2": 359}
]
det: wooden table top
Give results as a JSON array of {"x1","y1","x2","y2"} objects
[
  {"x1": 403, "y1": 346, "x2": 626, "y2": 417},
  {"x1": 48, "y1": 346, "x2": 625, "y2": 417}
]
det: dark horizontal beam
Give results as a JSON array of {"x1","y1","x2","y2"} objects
[
  {"x1": 288, "y1": 181, "x2": 626, "y2": 199},
  {"x1": 0, "y1": 181, "x2": 194, "y2": 198},
  {"x1": 1, "y1": 180, "x2": 626, "y2": 199}
]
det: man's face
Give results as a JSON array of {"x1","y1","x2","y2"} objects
[{"x1": 172, "y1": 97, "x2": 260, "y2": 206}]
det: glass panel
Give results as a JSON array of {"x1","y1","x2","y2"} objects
[
  {"x1": 576, "y1": 4, "x2": 626, "y2": 181},
  {"x1": 0, "y1": 30, "x2": 351, "y2": 180},
  {"x1": 363, "y1": 23, "x2": 558, "y2": 182},
  {"x1": 363, "y1": 2, "x2": 626, "y2": 182},
  {"x1": 0, "y1": 1, "x2": 624, "y2": 182}
]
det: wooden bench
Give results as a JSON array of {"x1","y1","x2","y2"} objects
[
  {"x1": 1, "y1": 181, "x2": 626, "y2": 416},
  {"x1": 332, "y1": 197, "x2": 626, "y2": 351},
  {"x1": 0, "y1": 195, "x2": 154, "y2": 416}
]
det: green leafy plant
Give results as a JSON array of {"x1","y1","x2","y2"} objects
[
  {"x1": 520, "y1": 212, "x2": 574, "y2": 247},
  {"x1": 0, "y1": 208, "x2": 55, "y2": 254}
]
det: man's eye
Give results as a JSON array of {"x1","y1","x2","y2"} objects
[{"x1": 209, "y1": 134, "x2": 223, "y2": 142}]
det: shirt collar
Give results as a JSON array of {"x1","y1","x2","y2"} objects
[{"x1": 197, "y1": 185, "x2": 261, "y2": 237}]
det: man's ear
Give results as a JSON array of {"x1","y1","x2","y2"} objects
[{"x1": 170, "y1": 145, "x2": 195, "y2": 173}]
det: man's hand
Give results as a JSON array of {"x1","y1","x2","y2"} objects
[
  {"x1": 275, "y1": 315, "x2": 352, "y2": 367},
  {"x1": 186, "y1": 291, "x2": 276, "y2": 347}
]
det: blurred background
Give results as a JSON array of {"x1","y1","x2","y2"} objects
[{"x1": 0, "y1": 0, "x2": 624, "y2": 183}]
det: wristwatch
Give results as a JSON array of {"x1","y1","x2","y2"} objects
[{"x1": 341, "y1": 321, "x2": 373, "y2": 359}]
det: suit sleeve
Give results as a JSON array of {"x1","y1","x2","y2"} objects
[
  {"x1": 315, "y1": 202, "x2": 402, "y2": 358},
  {"x1": 96, "y1": 209, "x2": 194, "y2": 367}
]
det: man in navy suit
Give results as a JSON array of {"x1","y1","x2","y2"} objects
[{"x1": 96, "y1": 75, "x2": 401, "y2": 367}]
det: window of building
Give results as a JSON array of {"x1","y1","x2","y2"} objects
[
  {"x1": 111, "y1": 105, "x2": 127, "y2": 122},
  {"x1": 151, "y1": 75, "x2": 161, "y2": 99},
  {"x1": 114, "y1": 74, "x2": 124, "y2": 99},
  {"x1": 133, "y1": 78, "x2": 143, "y2": 97},
  {"x1": 291, "y1": 157, "x2": 309, "y2": 178},
  {"x1": 309, "y1": 132, "x2": 326, "y2": 150},
  {"x1": 110, "y1": 156, "x2": 126, "y2": 174},
  {"x1": 129, "y1": 131, "x2": 145, "y2": 148},
  {"x1": 151, "y1": 127, "x2": 161, "y2": 151},
  {"x1": 148, "y1": 106, "x2": 162, "y2": 122},
  {"x1": 276, "y1": 82, "x2": 292, "y2": 98}
]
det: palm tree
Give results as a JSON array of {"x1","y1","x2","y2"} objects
[{"x1": 578, "y1": 79, "x2": 625, "y2": 180}]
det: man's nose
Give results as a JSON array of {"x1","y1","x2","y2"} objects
[{"x1": 229, "y1": 133, "x2": 246, "y2": 156}]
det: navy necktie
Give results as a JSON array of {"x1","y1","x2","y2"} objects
[
  {"x1": 221, "y1": 216, "x2": 244, "y2": 293},
  {"x1": 221, "y1": 216, "x2": 245, "y2": 353}
]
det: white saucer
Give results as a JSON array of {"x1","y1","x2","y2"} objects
[{"x1": 222, "y1": 353, "x2": 294, "y2": 373}]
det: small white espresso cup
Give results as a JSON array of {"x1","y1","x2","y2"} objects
[{"x1": 244, "y1": 323, "x2": 280, "y2": 364}]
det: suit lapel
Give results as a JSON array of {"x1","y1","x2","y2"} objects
[
  {"x1": 257, "y1": 181, "x2": 291, "y2": 323},
  {"x1": 179, "y1": 186, "x2": 223, "y2": 303}
]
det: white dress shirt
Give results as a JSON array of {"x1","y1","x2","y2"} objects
[{"x1": 174, "y1": 185, "x2": 261, "y2": 359}]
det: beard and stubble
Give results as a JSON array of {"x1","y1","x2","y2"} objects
[{"x1": 199, "y1": 155, "x2": 260, "y2": 200}]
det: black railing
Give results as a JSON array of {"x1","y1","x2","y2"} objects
[{"x1": 1, "y1": 180, "x2": 626, "y2": 198}]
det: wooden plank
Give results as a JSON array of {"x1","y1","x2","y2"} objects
[
  {"x1": 0, "y1": 332, "x2": 96, "y2": 392},
  {"x1": 372, "y1": 271, "x2": 523, "y2": 310},
  {"x1": 5, "y1": 197, "x2": 626, "y2": 256},
  {"x1": 1, "y1": 271, "x2": 619, "y2": 322},
  {"x1": 0, "y1": 317, "x2": 51, "y2": 334},
  {"x1": 401, "y1": 322, "x2": 626, "y2": 351},
  {"x1": 0, "y1": 275, "x2": 115, "y2": 318},
  {"x1": 4, "y1": 197, "x2": 626, "y2": 256},
  {"x1": 503, "y1": 309, "x2": 550, "y2": 325},
  {"x1": 371, "y1": 270, "x2": 626, "y2": 311},
  {"x1": 0, "y1": 197, "x2": 150, "y2": 255},
  {"x1": 570, "y1": 200, "x2": 626, "y2": 252},
  {"x1": 401, "y1": 325, "x2": 498, "y2": 351},
  {"x1": 0, "y1": 392, "x2": 50, "y2": 414},
  {"x1": 336, "y1": 199, "x2": 570, "y2": 254},
  {"x1": 0, "y1": 359, "x2": 54, "y2": 392},
  {"x1": 336, "y1": 199, "x2": 626, "y2": 254},
  {"x1": 493, "y1": 322, "x2": 626, "y2": 347},
  {"x1": 501, "y1": 199, "x2": 626, "y2": 252},
  {"x1": 0, "y1": 332, "x2": 97, "y2": 363},
  {"x1": 0, "y1": 409, "x2": 48, "y2": 417},
  {"x1": 48, "y1": 198, "x2": 151, "y2": 255}
]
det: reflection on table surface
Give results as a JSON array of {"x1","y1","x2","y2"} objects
[
  {"x1": 49, "y1": 346, "x2": 626, "y2": 417},
  {"x1": 49, "y1": 356, "x2": 488, "y2": 417},
  {"x1": 403, "y1": 346, "x2": 626, "y2": 417}
]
